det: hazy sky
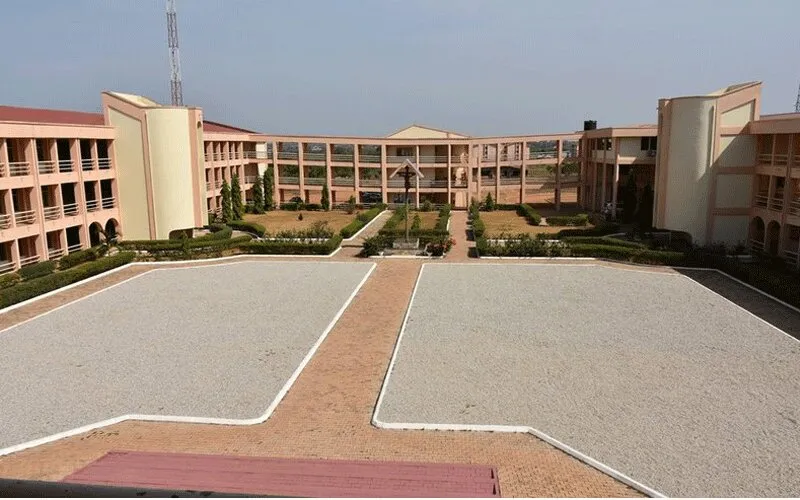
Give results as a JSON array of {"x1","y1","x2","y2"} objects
[{"x1": 1, "y1": 0, "x2": 799, "y2": 136}]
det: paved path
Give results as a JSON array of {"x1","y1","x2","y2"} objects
[
  {"x1": 445, "y1": 210, "x2": 473, "y2": 262},
  {"x1": 0, "y1": 255, "x2": 638, "y2": 498},
  {"x1": 342, "y1": 210, "x2": 393, "y2": 248}
]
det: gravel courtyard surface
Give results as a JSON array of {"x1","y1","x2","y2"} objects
[
  {"x1": 0, "y1": 261, "x2": 373, "y2": 451},
  {"x1": 376, "y1": 263, "x2": 800, "y2": 497}
]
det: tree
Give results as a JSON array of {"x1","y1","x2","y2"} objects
[
  {"x1": 263, "y1": 166, "x2": 274, "y2": 211},
  {"x1": 484, "y1": 192, "x2": 495, "y2": 211},
  {"x1": 345, "y1": 195, "x2": 357, "y2": 215},
  {"x1": 637, "y1": 184, "x2": 654, "y2": 233},
  {"x1": 220, "y1": 180, "x2": 233, "y2": 223},
  {"x1": 621, "y1": 174, "x2": 638, "y2": 223},
  {"x1": 321, "y1": 183, "x2": 330, "y2": 211},
  {"x1": 231, "y1": 174, "x2": 243, "y2": 220},
  {"x1": 252, "y1": 175, "x2": 265, "y2": 214}
]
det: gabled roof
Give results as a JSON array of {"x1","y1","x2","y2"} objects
[
  {"x1": 202, "y1": 120, "x2": 257, "y2": 134},
  {"x1": 386, "y1": 124, "x2": 470, "y2": 139},
  {"x1": 0, "y1": 105, "x2": 105, "y2": 126}
]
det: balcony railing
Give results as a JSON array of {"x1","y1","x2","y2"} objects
[
  {"x1": 450, "y1": 155, "x2": 469, "y2": 164},
  {"x1": 38, "y1": 160, "x2": 56, "y2": 174},
  {"x1": 500, "y1": 177, "x2": 522, "y2": 185},
  {"x1": 14, "y1": 210, "x2": 36, "y2": 225},
  {"x1": 206, "y1": 181, "x2": 214, "y2": 190},
  {"x1": 418, "y1": 155, "x2": 449, "y2": 164},
  {"x1": 278, "y1": 176, "x2": 299, "y2": 185},
  {"x1": 63, "y1": 203, "x2": 80, "y2": 216},
  {"x1": 58, "y1": 159, "x2": 74, "y2": 173},
  {"x1": 774, "y1": 154, "x2": 789, "y2": 166},
  {"x1": 277, "y1": 152, "x2": 298, "y2": 160},
  {"x1": 98, "y1": 158, "x2": 112, "y2": 169},
  {"x1": 48, "y1": 247, "x2": 65, "y2": 259},
  {"x1": 530, "y1": 152, "x2": 558, "y2": 160},
  {"x1": 386, "y1": 156, "x2": 413, "y2": 164},
  {"x1": 81, "y1": 159, "x2": 94, "y2": 171},
  {"x1": 204, "y1": 153, "x2": 213, "y2": 162},
  {"x1": 769, "y1": 198, "x2": 784, "y2": 212},
  {"x1": 19, "y1": 255, "x2": 39, "y2": 267},
  {"x1": 418, "y1": 179, "x2": 449, "y2": 188},
  {"x1": 789, "y1": 199, "x2": 800, "y2": 216},
  {"x1": 754, "y1": 194, "x2": 768, "y2": 208},
  {"x1": 9, "y1": 162, "x2": 30, "y2": 176},
  {"x1": 0, "y1": 213, "x2": 11, "y2": 229},
  {"x1": 750, "y1": 239, "x2": 764, "y2": 253},
  {"x1": 758, "y1": 153, "x2": 772, "y2": 163},
  {"x1": 0, "y1": 260, "x2": 14, "y2": 274},
  {"x1": 102, "y1": 197, "x2": 115, "y2": 209},
  {"x1": 43, "y1": 206, "x2": 61, "y2": 220},
  {"x1": 358, "y1": 155, "x2": 381, "y2": 164},
  {"x1": 784, "y1": 248, "x2": 799, "y2": 264},
  {"x1": 451, "y1": 179, "x2": 468, "y2": 188},
  {"x1": 303, "y1": 153, "x2": 326, "y2": 161},
  {"x1": 304, "y1": 177, "x2": 326, "y2": 186},
  {"x1": 244, "y1": 176, "x2": 258, "y2": 184},
  {"x1": 86, "y1": 199, "x2": 100, "y2": 212},
  {"x1": 215, "y1": 180, "x2": 223, "y2": 188},
  {"x1": 331, "y1": 154, "x2": 354, "y2": 162},
  {"x1": 0, "y1": 163, "x2": 5, "y2": 177},
  {"x1": 479, "y1": 177, "x2": 497, "y2": 186},
  {"x1": 387, "y1": 179, "x2": 406, "y2": 187},
  {"x1": 67, "y1": 242, "x2": 83, "y2": 254},
  {"x1": 332, "y1": 178, "x2": 355, "y2": 186},
  {"x1": 359, "y1": 179, "x2": 381, "y2": 187}
]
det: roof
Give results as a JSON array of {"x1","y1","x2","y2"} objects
[
  {"x1": 386, "y1": 124, "x2": 470, "y2": 139},
  {"x1": 0, "y1": 105, "x2": 105, "y2": 126},
  {"x1": 202, "y1": 120, "x2": 257, "y2": 135}
]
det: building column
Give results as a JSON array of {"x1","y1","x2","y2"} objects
[
  {"x1": 520, "y1": 141, "x2": 527, "y2": 204},
  {"x1": 476, "y1": 145, "x2": 482, "y2": 203},
  {"x1": 297, "y1": 142, "x2": 305, "y2": 202},
  {"x1": 781, "y1": 134, "x2": 794, "y2": 227},
  {"x1": 90, "y1": 139, "x2": 99, "y2": 170},
  {"x1": 600, "y1": 164, "x2": 608, "y2": 209},
  {"x1": 25, "y1": 138, "x2": 48, "y2": 260},
  {"x1": 446, "y1": 144, "x2": 452, "y2": 205},
  {"x1": 415, "y1": 145, "x2": 420, "y2": 208},
  {"x1": 380, "y1": 144, "x2": 387, "y2": 204},
  {"x1": 466, "y1": 144, "x2": 473, "y2": 207},
  {"x1": 555, "y1": 140, "x2": 563, "y2": 211},
  {"x1": 611, "y1": 163, "x2": 620, "y2": 220},
  {"x1": 353, "y1": 144, "x2": 360, "y2": 199},
  {"x1": 495, "y1": 142, "x2": 501, "y2": 202},
  {"x1": 271, "y1": 141, "x2": 280, "y2": 203},
  {"x1": 59, "y1": 228, "x2": 68, "y2": 254},
  {"x1": 324, "y1": 142, "x2": 332, "y2": 203},
  {"x1": 11, "y1": 239, "x2": 20, "y2": 270}
]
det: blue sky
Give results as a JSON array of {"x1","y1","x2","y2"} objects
[{"x1": 1, "y1": 0, "x2": 798, "y2": 136}]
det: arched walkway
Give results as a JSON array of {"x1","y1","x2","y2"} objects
[
  {"x1": 749, "y1": 216, "x2": 765, "y2": 252},
  {"x1": 766, "y1": 220, "x2": 781, "y2": 256},
  {"x1": 104, "y1": 218, "x2": 119, "y2": 241},
  {"x1": 88, "y1": 222, "x2": 103, "y2": 247}
]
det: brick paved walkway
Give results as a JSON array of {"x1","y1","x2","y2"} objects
[{"x1": 0, "y1": 252, "x2": 641, "y2": 497}]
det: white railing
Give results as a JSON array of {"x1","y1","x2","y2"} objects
[
  {"x1": 480, "y1": 177, "x2": 497, "y2": 186},
  {"x1": 418, "y1": 155, "x2": 449, "y2": 164},
  {"x1": 215, "y1": 180, "x2": 223, "y2": 188},
  {"x1": 450, "y1": 155, "x2": 469, "y2": 164},
  {"x1": 754, "y1": 194, "x2": 768, "y2": 208},
  {"x1": 58, "y1": 159, "x2": 74, "y2": 172},
  {"x1": 332, "y1": 178, "x2": 355, "y2": 186},
  {"x1": 789, "y1": 200, "x2": 800, "y2": 216},
  {"x1": 38, "y1": 160, "x2": 56, "y2": 174},
  {"x1": 784, "y1": 249, "x2": 799, "y2": 264},
  {"x1": 0, "y1": 260, "x2": 14, "y2": 274},
  {"x1": 206, "y1": 181, "x2": 214, "y2": 190},
  {"x1": 303, "y1": 153, "x2": 326, "y2": 161},
  {"x1": 774, "y1": 154, "x2": 789, "y2": 166},
  {"x1": 769, "y1": 198, "x2": 783, "y2": 211},
  {"x1": 500, "y1": 177, "x2": 522, "y2": 185},
  {"x1": 81, "y1": 159, "x2": 93, "y2": 171},
  {"x1": 102, "y1": 197, "x2": 115, "y2": 209},
  {"x1": 387, "y1": 179, "x2": 406, "y2": 187},
  {"x1": 418, "y1": 179, "x2": 449, "y2": 188},
  {"x1": 63, "y1": 203, "x2": 79, "y2": 216},
  {"x1": 277, "y1": 152, "x2": 298, "y2": 160},
  {"x1": 451, "y1": 180, "x2": 468, "y2": 188},
  {"x1": 0, "y1": 213, "x2": 11, "y2": 229},
  {"x1": 750, "y1": 239, "x2": 764, "y2": 252},
  {"x1": 530, "y1": 152, "x2": 558, "y2": 160},
  {"x1": 67, "y1": 242, "x2": 83, "y2": 253},
  {"x1": 279, "y1": 176, "x2": 299, "y2": 185},
  {"x1": 359, "y1": 179, "x2": 381, "y2": 187},
  {"x1": 757, "y1": 153, "x2": 772, "y2": 163},
  {"x1": 358, "y1": 155, "x2": 381, "y2": 164},
  {"x1": 9, "y1": 162, "x2": 30, "y2": 176},
  {"x1": 304, "y1": 177, "x2": 326, "y2": 186},
  {"x1": 48, "y1": 247, "x2": 65, "y2": 259},
  {"x1": 0, "y1": 163, "x2": 5, "y2": 177},
  {"x1": 98, "y1": 158, "x2": 112, "y2": 169},
  {"x1": 204, "y1": 153, "x2": 213, "y2": 161},
  {"x1": 86, "y1": 199, "x2": 100, "y2": 212},
  {"x1": 19, "y1": 255, "x2": 39, "y2": 267},
  {"x1": 386, "y1": 156, "x2": 413, "y2": 164},
  {"x1": 331, "y1": 154, "x2": 354, "y2": 162},
  {"x1": 244, "y1": 176, "x2": 258, "y2": 184},
  {"x1": 499, "y1": 154, "x2": 522, "y2": 162},
  {"x1": 43, "y1": 206, "x2": 61, "y2": 220},
  {"x1": 14, "y1": 210, "x2": 35, "y2": 225}
]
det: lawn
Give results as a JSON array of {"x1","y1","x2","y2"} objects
[
  {"x1": 413, "y1": 211, "x2": 441, "y2": 229},
  {"x1": 481, "y1": 211, "x2": 593, "y2": 237},
  {"x1": 244, "y1": 210, "x2": 357, "y2": 233}
]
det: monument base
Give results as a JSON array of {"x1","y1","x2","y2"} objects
[{"x1": 392, "y1": 239, "x2": 420, "y2": 250}]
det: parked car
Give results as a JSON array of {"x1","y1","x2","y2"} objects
[
  {"x1": 288, "y1": 196, "x2": 304, "y2": 204},
  {"x1": 361, "y1": 192, "x2": 383, "y2": 204}
]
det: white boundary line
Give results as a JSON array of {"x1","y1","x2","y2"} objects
[
  {"x1": 342, "y1": 209, "x2": 389, "y2": 242},
  {"x1": 0, "y1": 262, "x2": 377, "y2": 458},
  {"x1": 370, "y1": 262, "x2": 663, "y2": 498}
]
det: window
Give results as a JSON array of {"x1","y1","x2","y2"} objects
[{"x1": 641, "y1": 137, "x2": 657, "y2": 151}]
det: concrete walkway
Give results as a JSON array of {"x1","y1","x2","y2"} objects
[
  {"x1": 445, "y1": 210, "x2": 474, "y2": 262},
  {"x1": 342, "y1": 210, "x2": 392, "y2": 248}
]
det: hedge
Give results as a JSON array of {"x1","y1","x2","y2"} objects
[
  {"x1": 0, "y1": 252, "x2": 135, "y2": 309},
  {"x1": 471, "y1": 218, "x2": 486, "y2": 238},
  {"x1": 340, "y1": 205, "x2": 386, "y2": 238},
  {"x1": 195, "y1": 226, "x2": 233, "y2": 241},
  {"x1": 242, "y1": 235, "x2": 342, "y2": 255},
  {"x1": 560, "y1": 236, "x2": 646, "y2": 249},
  {"x1": 119, "y1": 235, "x2": 250, "y2": 254},
  {"x1": 516, "y1": 204, "x2": 542, "y2": 226},
  {"x1": 545, "y1": 214, "x2": 589, "y2": 227},
  {"x1": 567, "y1": 244, "x2": 684, "y2": 265},
  {"x1": 280, "y1": 202, "x2": 302, "y2": 211},
  {"x1": 58, "y1": 246, "x2": 105, "y2": 270},
  {"x1": 493, "y1": 204, "x2": 520, "y2": 211},
  {"x1": 0, "y1": 273, "x2": 20, "y2": 289},
  {"x1": 227, "y1": 220, "x2": 266, "y2": 237},
  {"x1": 19, "y1": 261, "x2": 57, "y2": 280},
  {"x1": 552, "y1": 222, "x2": 620, "y2": 239}
]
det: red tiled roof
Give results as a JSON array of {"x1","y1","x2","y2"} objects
[
  {"x1": 0, "y1": 105, "x2": 105, "y2": 126},
  {"x1": 202, "y1": 120, "x2": 257, "y2": 134}
]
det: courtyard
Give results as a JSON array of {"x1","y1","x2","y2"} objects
[
  {"x1": 0, "y1": 261, "x2": 374, "y2": 454},
  {"x1": 375, "y1": 263, "x2": 800, "y2": 497}
]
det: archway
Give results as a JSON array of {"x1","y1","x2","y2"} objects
[
  {"x1": 104, "y1": 218, "x2": 119, "y2": 241},
  {"x1": 749, "y1": 217, "x2": 765, "y2": 253},
  {"x1": 766, "y1": 220, "x2": 781, "y2": 256},
  {"x1": 89, "y1": 222, "x2": 103, "y2": 247}
]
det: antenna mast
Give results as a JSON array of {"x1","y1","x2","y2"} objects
[
  {"x1": 166, "y1": 0, "x2": 184, "y2": 106},
  {"x1": 795, "y1": 82, "x2": 800, "y2": 113}
]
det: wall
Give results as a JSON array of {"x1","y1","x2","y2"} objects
[
  {"x1": 711, "y1": 215, "x2": 749, "y2": 246},
  {"x1": 717, "y1": 135, "x2": 756, "y2": 168},
  {"x1": 106, "y1": 108, "x2": 150, "y2": 240},
  {"x1": 145, "y1": 109, "x2": 196, "y2": 239},
  {"x1": 617, "y1": 137, "x2": 653, "y2": 159},
  {"x1": 387, "y1": 126, "x2": 466, "y2": 139},
  {"x1": 720, "y1": 101, "x2": 754, "y2": 127}
]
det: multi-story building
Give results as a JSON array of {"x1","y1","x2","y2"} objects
[{"x1": 2, "y1": 80, "x2": 799, "y2": 273}]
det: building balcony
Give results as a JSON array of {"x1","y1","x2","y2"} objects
[
  {"x1": 67, "y1": 242, "x2": 83, "y2": 254},
  {"x1": 38, "y1": 160, "x2": 57, "y2": 175},
  {"x1": 244, "y1": 176, "x2": 258, "y2": 184},
  {"x1": 86, "y1": 199, "x2": 100, "y2": 212},
  {"x1": 418, "y1": 155, "x2": 449, "y2": 164},
  {"x1": 789, "y1": 199, "x2": 800, "y2": 217},
  {"x1": 479, "y1": 177, "x2": 496, "y2": 186},
  {"x1": 243, "y1": 151, "x2": 272, "y2": 160},
  {"x1": 206, "y1": 181, "x2": 214, "y2": 190},
  {"x1": 14, "y1": 210, "x2": 36, "y2": 225},
  {"x1": 418, "y1": 179, "x2": 448, "y2": 188},
  {"x1": 48, "y1": 247, "x2": 65, "y2": 260},
  {"x1": 98, "y1": 158, "x2": 112, "y2": 170},
  {"x1": 214, "y1": 180, "x2": 222, "y2": 189},
  {"x1": 387, "y1": 179, "x2": 407, "y2": 188},
  {"x1": 9, "y1": 162, "x2": 30, "y2": 176},
  {"x1": 277, "y1": 152, "x2": 298, "y2": 160},
  {"x1": 58, "y1": 159, "x2": 74, "y2": 173},
  {"x1": 63, "y1": 203, "x2": 80, "y2": 217},
  {"x1": 774, "y1": 154, "x2": 789, "y2": 166},
  {"x1": 358, "y1": 155, "x2": 381, "y2": 164},
  {"x1": 758, "y1": 153, "x2": 771, "y2": 164},
  {"x1": 0, "y1": 260, "x2": 14, "y2": 274},
  {"x1": 278, "y1": 176, "x2": 299, "y2": 185},
  {"x1": 81, "y1": 159, "x2": 93, "y2": 171},
  {"x1": 43, "y1": 205, "x2": 62, "y2": 221},
  {"x1": 19, "y1": 254, "x2": 39, "y2": 267},
  {"x1": 101, "y1": 197, "x2": 116, "y2": 209},
  {"x1": 498, "y1": 154, "x2": 523, "y2": 162},
  {"x1": 750, "y1": 239, "x2": 764, "y2": 253},
  {"x1": 0, "y1": 213, "x2": 11, "y2": 229},
  {"x1": 499, "y1": 177, "x2": 522, "y2": 185},
  {"x1": 332, "y1": 178, "x2": 355, "y2": 187},
  {"x1": 452, "y1": 180, "x2": 468, "y2": 188},
  {"x1": 386, "y1": 155, "x2": 413, "y2": 164},
  {"x1": 754, "y1": 194, "x2": 768, "y2": 208},
  {"x1": 303, "y1": 153, "x2": 326, "y2": 161},
  {"x1": 359, "y1": 179, "x2": 381, "y2": 187},
  {"x1": 330, "y1": 154, "x2": 354, "y2": 162},
  {"x1": 304, "y1": 177, "x2": 326, "y2": 186},
  {"x1": 450, "y1": 155, "x2": 469, "y2": 164}
]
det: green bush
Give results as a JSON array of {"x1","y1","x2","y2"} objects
[
  {"x1": 305, "y1": 203, "x2": 322, "y2": 211},
  {"x1": 545, "y1": 214, "x2": 589, "y2": 227},
  {"x1": 516, "y1": 204, "x2": 541, "y2": 226},
  {"x1": 560, "y1": 236, "x2": 646, "y2": 248},
  {"x1": 484, "y1": 193, "x2": 495, "y2": 211},
  {"x1": 421, "y1": 199, "x2": 433, "y2": 212},
  {"x1": 119, "y1": 235, "x2": 249, "y2": 254},
  {"x1": 0, "y1": 272, "x2": 21, "y2": 289},
  {"x1": 340, "y1": 205, "x2": 386, "y2": 238},
  {"x1": 411, "y1": 213, "x2": 421, "y2": 231},
  {"x1": 242, "y1": 235, "x2": 342, "y2": 255},
  {"x1": 553, "y1": 222, "x2": 620, "y2": 239},
  {"x1": 472, "y1": 218, "x2": 486, "y2": 238},
  {"x1": 270, "y1": 221, "x2": 333, "y2": 239},
  {"x1": 494, "y1": 204, "x2": 519, "y2": 211},
  {"x1": 58, "y1": 247, "x2": 104, "y2": 270},
  {"x1": 280, "y1": 202, "x2": 301, "y2": 211},
  {"x1": 19, "y1": 261, "x2": 57, "y2": 280},
  {"x1": 0, "y1": 252, "x2": 135, "y2": 309},
  {"x1": 568, "y1": 244, "x2": 684, "y2": 265},
  {"x1": 435, "y1": 205, "x2": 451, "y2": 231},
  {"x1": 227, "y1": 220, "x2": 266, "y2": 237},
  {"x1": 360, "y1": 234, "x2": 389, "y2": 257},
  {"x1": 195, "y1": 226, "x2": 233, "y2": 241}
]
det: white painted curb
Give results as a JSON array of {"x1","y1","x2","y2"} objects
[
  {"x1": 343, "y1": 210, "x2": 389, "y2": 242},
  {"x1": 0, "y1": 262, "x2": 377, "y2": 458}
]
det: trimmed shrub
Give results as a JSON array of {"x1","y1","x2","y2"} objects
[
  {"x1": 560, "y1": 236, "x2": 646, "y2": 248},
  {"x1": 494, "y1": 204, "x2": 519, "y2": 211},
  {"x1": 321, "y1": 183, "x2": 330, "y2": 211},
  {"x1": 411, "y1": 213, "x2": 421, "y2": 231},
  {"x1": 194, "y1": 226, "x2": 233, "y2": 241},
  {"x1": 19, "y1": 261, "x2": 57, "y2": 280},
  {"x1": 545, "y1": 214, "x2": 589, "y2": 227},
  {"x1": 242, "y1": 235, "x2": 342, "y2": 255},
  {"x1": 484, "y1": 193, "x2": 495, "y2": 211},
  {"x1": 472, "y1": 218, "x2": 486, "y2": 238},
  {"x1": 0, "y1": 272, "x2": 21, "y2": 289},
  {"x1": 220, "y1": 180, "x2": 233, "y2": 223},
  {"x1": 280, "y1": 202, "x2": 301, "y2": 211},
  {"x1": 58, "y1": 247, "x2": 104, "y2": 270},
  {"x1": 305, "y1": 203, "x2": 322, "y2": 211},
  {"x1": 227, "y1": 220, "x2": 266, "y2": 237},
  {"x1": 0, "y1": 252, "x2": 135, "y2": 309},
  {"x1": 517, "y1": 204, "x2": 541, "y2": 226},
  {"x1": 553, "y1": 222, "x2": 620, "y2": 239},
  {"x1": 340, "y1": 205, "x2": 386, "y2": 238},
  {"x1": 360, "y1": 234, "x2": 389, "y2": 257},
  {"x1": 421, "y1": 199, "x2": 433, "y2": 212}
]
